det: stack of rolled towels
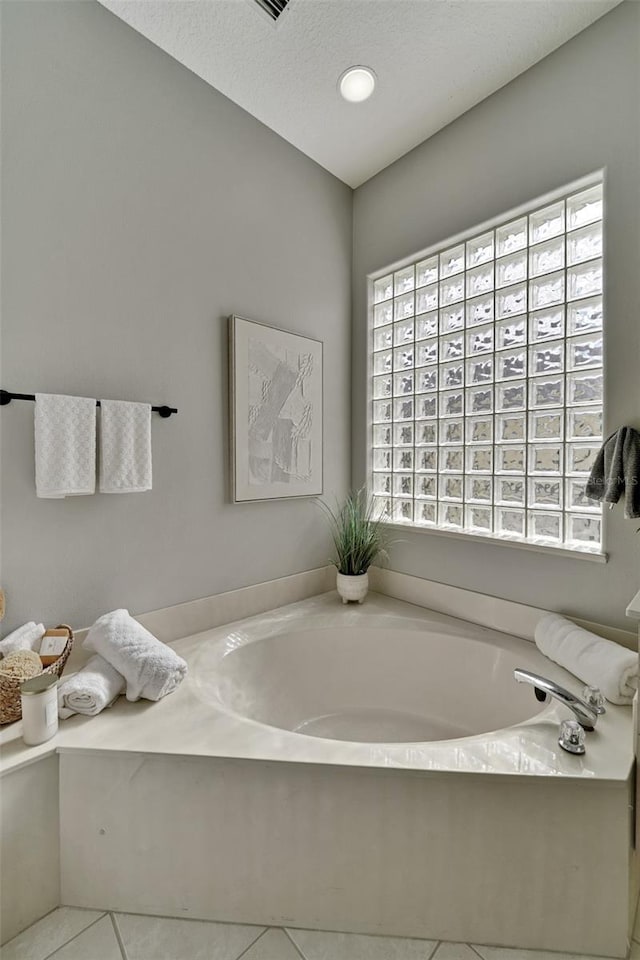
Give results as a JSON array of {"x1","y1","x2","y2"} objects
[
  {"x1": 535, "y1": 613, "x2": 637, "y2": 705},
  {"x1": 57, "y1": 609, "x2": 187, "y2": 719}
]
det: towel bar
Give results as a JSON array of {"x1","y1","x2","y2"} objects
[{"x1": 0, "y1": 389, "x2": 177, "y2": 418}]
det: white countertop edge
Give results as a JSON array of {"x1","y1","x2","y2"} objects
[
  {"x1": 2, "y1": 738, "x2": 633, "y2": 787},
  {"x1": 50, "y1": 745, "x2": 632, "y2": 789}
]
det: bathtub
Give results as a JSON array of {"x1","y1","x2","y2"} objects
[
  {"x1": 55, "y1": 594, "x2": 636, "y2": 956},
  {"x1": 188, "y1": 597, "x2": 631, "y2": 778},
  {"x1": 210, "y1": 622, "x2": 549, "y2": 743}
]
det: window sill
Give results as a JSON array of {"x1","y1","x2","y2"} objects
[{"x1": 382, "y1": 520, "x2": 608, "y2": 563}]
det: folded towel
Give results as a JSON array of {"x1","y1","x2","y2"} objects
[
  {"x1": 535, "y1": 613, "x2": 637, "y2": 705},
  {"x1": 57, "y1": 654, "x2": 125, "y2": 719},
  {"x1": 0, "y1": 622, "x2": 44, "y2": 657},
  {"x1": 35, "y1": 393, "x2": 96, "y2": 498},
  {"x1": 585, "y1": 426, "x2": 640, "y2": 519},
  {"x1": 99, "y1": 400, "x2": 152, "y2": 494},
  {"x1": 83, "y1": 609, "x2": 187, "y2": 701}
]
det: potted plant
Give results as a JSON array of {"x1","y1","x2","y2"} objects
[{"x1": 320, "y1": 488, "x2": 389, "y2": 604}]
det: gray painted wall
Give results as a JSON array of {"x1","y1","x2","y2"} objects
[
  {"x1": 353, "y1": 3, "x2": 640, "y2": 630},
  {"x1": 2, "y1": 1, "x2": 638, "y2": 636},
  {"x1": 0, "y1": 1, "x2": 351, "y2": 632}
]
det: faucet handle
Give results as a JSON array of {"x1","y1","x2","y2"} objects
[
  {"x1": 582, "y1": 685, "x2": 606, "y2": 715},
  {"x1": 559, "y1": 719, "x2": 586, "y2": 755}
]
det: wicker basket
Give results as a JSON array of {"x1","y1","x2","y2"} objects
[{"x1": 0, "y1": 624, "x2": 73, "y2": 725}]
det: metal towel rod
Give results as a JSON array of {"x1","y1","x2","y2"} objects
[{"x1": 0, "y1": 389, "x2": 177, "y2": 418}]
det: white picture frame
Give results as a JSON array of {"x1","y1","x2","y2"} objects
[{"x1": 229, "y1": 315, "x2": 323, "y2": 502}]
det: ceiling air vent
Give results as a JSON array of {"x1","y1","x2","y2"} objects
[{"x1": 253, "y1": 0, "x2": 291, "y2": 22}]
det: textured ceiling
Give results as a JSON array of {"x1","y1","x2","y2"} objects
[{"x1": 99, "y1": 0, "x2": 622, "y2": 187}]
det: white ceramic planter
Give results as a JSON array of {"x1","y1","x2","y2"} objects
[{"x1": 336, "y1": 572, "x2": 369, "y2": 604}]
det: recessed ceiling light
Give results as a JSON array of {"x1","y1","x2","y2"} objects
[{"x1": 338, "y1": 66, "x2": 376, "y2": 103}]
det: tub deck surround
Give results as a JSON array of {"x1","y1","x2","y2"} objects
[
  {"x1": 1, "y1": 592, "x2": 637, "y2": 955},
  {"x1": 0, "y1": 593, "x2": 634, "y2": 781},
  {"x1": 0, "y1": 755, "x2": 60, "y2": 944},
  {"x1": 57, "y1": 750, "x2": 632, "y2": 957}
]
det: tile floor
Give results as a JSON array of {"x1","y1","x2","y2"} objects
[{"x1": 2, "y1": 907, "x2": 639, "y2": 960}]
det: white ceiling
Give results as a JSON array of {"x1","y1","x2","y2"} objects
[{"x1": 99, "y1": 0, "x2": 622, "y2": 187}]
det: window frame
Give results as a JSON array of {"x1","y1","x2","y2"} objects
[{"x1": 366, "y1": 169, "x2": 607, "y2": 562}]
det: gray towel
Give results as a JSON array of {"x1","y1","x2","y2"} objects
[{"x1": 585, "y1": 426, "x2": 640, "y2": 519}]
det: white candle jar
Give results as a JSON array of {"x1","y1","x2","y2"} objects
[{"x1": 20, "y1": 674, "x2": 59, "y2": 745}]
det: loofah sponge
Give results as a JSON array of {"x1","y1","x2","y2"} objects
[{"x1": 0, "y1": 649, "x2": 42, "y2": 681}]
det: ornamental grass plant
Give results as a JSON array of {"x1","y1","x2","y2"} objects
[{"x1": 319, "y1": 488, "x2": 389, "y2": 576}]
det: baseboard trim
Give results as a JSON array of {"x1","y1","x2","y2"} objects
[{"x1": 369, "y1": 567, "x2": 637, "y2": 650}]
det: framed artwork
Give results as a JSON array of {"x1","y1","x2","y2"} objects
[{"x1": 229, "y1": 315, "x2": 323, "y2": 502}]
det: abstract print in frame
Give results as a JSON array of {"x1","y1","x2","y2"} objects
[{"x1": 229, "y1": 315, "x2": 323, "y2": 502}]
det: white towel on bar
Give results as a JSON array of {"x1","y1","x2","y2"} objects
[
  {"x1": 57, "y1": 654, "x2": 125, "y2": 719},
  {"x1": 535, "y1": 613, "x2": 638, "y2": 705},
  {"x1": 99, "y1": 400, "x2": 152, "y2": 494},
  {"x1": 83, "y1": 609, "x2": 187, "y2": 701},
  {"x1": 0, "y1": 621, "x2": 44, "y2": 657},
  {"x1": 35, "y1": 394, "x2": 97, "y2": 498}
]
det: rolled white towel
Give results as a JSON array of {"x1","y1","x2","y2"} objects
[
  {"x1": 83, "y1": 609, "x2": 187, "y2": 702},
  {"x1": 535, "y1": 613, "x2": 637, "y2": 705},
  {"x1": 58, "y1": 655, "x2": 125, "y2": 719},
  {"x1": 0, "y1": 622, "x2": 45, "y2": 657}
]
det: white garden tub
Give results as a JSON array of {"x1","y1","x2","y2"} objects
[
  {"x1": 210, "y1": 622, "x2": 547, "y2": 743},
  {"x1": 52, "y1": 594, "x2": 635, "y2": 957}
]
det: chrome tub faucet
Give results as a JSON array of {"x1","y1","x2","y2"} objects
[{"x1": 514, "y1": 668, "x2": 599, "y2": 731}]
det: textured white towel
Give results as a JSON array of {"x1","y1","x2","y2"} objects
[
  {"x1": 0, "y1": 622, "x2": 44, "y2": 656},
  {"x1": 83, "y1": 609, "x2": 187, "y2": 701},
  {"x1": 58, "y1": 654, "x2": 125, "y2": 718},
  {"x1": 99, "y1": 400, "x2": 152, "y2": 494},
  {"x1": 35, "y1": 393, "x2": 96, "y2": 498},
  {"x1": 535, "y1": 613, "x2": 637, "y2": 705}
]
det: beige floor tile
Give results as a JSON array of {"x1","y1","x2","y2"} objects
[
  {"x1": 113, "y1": 913, "x2": 265, "y2": 960},
  {"x1": 433, "y1": 945, "x2": 481, "y2": 960},
  {"x1": 286, "y1": 928, "x2": 438, "y2": 960},
  {"x1": 473, "y1": 946, "x2": 615, "y2": 960},
  {"x1": 1, "y1": 907, "x2": 105, "y2": 960},
  {"x1": 49, "y1": 916, "x2": 123, "y2": 960},
  {"x1": 239, "y1": 929, "x2": 303, "y2": 960}
]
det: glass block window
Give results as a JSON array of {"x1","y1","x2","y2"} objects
[{"x1": 369, "y1": 176, "x2": 604, "y2": 554}]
